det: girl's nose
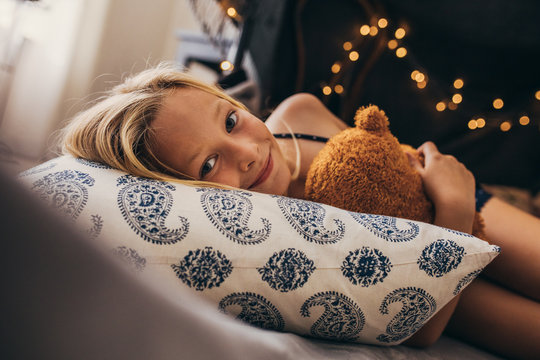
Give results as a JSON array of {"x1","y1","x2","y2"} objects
[{"x1": 228, "y1": 139, "x2": 258, "y2": 172}]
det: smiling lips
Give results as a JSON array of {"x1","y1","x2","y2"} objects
[{"x1": 249, "y1": 153, "x2": 273, "y2": 189}]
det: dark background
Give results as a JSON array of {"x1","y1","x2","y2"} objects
[{"x1": 242, "y1": 0, "x2": 540, "y2": 194}]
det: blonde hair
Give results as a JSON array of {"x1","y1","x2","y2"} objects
[{"x1": 61, "y1": 63, "x2": 246, "y2": 187}]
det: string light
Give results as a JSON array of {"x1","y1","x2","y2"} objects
[
  {"x1": 360, "y1": 25, "x2": 370, "y2": 36},
  {"x1": 453, "y1": 78, "x2": 464, "y2": 89},
  {"x1": 396, "y1": 47, "x2": 407, "y2": 58},
  {"x1": 220, "y1": 60, "x2": 233, "y2": 71},
  {"x1": 395, "y1": 27, "x2": 406, "y2": 39},
  {"x1": 322, "y1": 86, "x2": 332, "y2": 95},
  {"x1": 226, "y1": 7, "x2": 237, "y2": 17},
  {"x1": 452, "y1": 94, "x2": 462, "y2": 104},
  {"x1": 476, "y1": 118, "x2": 486, "y2": 128},
  {"x1": 319, "y1": 17, "x2": 538, "y2": 133},
  {"x1": 436, "y1": 102, "x2": 446, "y2": 112},
  {"x1": 378, "y1": 18, "x2": 388, "y2": 28},
  {"x1": 519, "y1": 115, "x2": 530, "y2": 125},
  {"x1": 387, "y1": 39, "x2": 398, "y2": 50},
  {"x1": 468, "y1": 119, "x2": 478, "y2": 129},
  {"x1": 500, "y1": 121, "x2": 511, "y2": 132}
]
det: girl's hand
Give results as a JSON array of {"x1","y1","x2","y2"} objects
[{"x1": 407, "y1": 142, "x2": 476, "y2": 234}]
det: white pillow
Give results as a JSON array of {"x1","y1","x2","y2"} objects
[{"x1": 19, "y1": 155, "x2": 499, "y2": 345}]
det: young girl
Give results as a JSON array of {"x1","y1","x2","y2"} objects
[{"x1": 61, "y1": 64, "x2": 540, "y2": 359}]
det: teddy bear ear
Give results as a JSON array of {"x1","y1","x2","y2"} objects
[{"x1": 354, "y1": 105, "x2": 390, "y2": 132}]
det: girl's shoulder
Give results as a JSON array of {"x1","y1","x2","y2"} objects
[{"x1": 265, "y1": 93, "x2": 348, "y2": 136}]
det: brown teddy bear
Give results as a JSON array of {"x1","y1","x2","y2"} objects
[{"x1": 304, "y1": 105, "x2": 486, "y2": 239}]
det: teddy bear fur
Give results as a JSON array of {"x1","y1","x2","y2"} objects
[{"x1": 304, "y1": 105, "x2": 486, "y2": 240}]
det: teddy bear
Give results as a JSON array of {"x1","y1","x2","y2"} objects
[{"x1": 304, "y1": 105, "x2": 486, "y2": 240}]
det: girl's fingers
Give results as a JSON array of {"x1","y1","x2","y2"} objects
[{"x1": 406, "y1": 152, "x2": 423, "y2": 172}]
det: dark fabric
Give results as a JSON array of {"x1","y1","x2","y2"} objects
[{"x1": 273, "y1": 132, "x2": 330, "y2": 143}]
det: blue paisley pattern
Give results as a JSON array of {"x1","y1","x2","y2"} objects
[
  {"x1": 417, "y1": 239, "x2": 465, "y2": 277},
  {"x1": 76, "y1": 158, "x2": 112, "y2": 169},
  {"x1": 116, "y1": 175, "x2": 189, "y2": 245},
  {"x1": 377, "y1": 287, "x2": 437, "y2": 343},
  {"x1": 219, "y1": 292, "x2": 284, "y2": 331},
  {"x1": 453, "y1": 269, "x2": 483, "y2": 295},
  {"x1": 112, "y1": 246, "x2": 147, "y2": 272},
  {"x1": 258, "y1": 248, "x2": 316, "y2": 292},
  {"x1": 341, "y1": 247, "x2": 392, "y2": 287},
  {"x1": 275, "y1": 197, "x2": 345, "y2": 244},
  {"x1": 199, "y1": 188, "x2": 270, "y2": 245},
  {"x1": 349, "y1": 213, "x2": 419, "y2": 242},
  {"x1": 172, "y1": 246, "x2": 232, "y2": 291},
  {"x1": 31, "y1": 170, "x2": 94, "y2": 219},
  {"x1": 300, "y1": 291, "x2": 365, "y2": 340}
]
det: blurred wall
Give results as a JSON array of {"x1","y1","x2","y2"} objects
[{"x1": 0, "y1": 0, "x2": 200, "y2": 173}]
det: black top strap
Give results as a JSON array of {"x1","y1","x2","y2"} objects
[{"x1": 273, "y1": 133, "x2": 329, "y2": 143}]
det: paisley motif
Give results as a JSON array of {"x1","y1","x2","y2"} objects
[
  {"x1": 31, "y1": 170, "x2": 95, "y2": 220},
  {"x1": 87, "y1": 214, "x2": 103, "y2": 239},
  {"x1": 112, "y1": 246, "x2": 147, "y2": 272},
  {"x1": 300, "y1": 291, "x2": 365, "y2": 340},
  {"x1": 75, "y1": 158, "x2": 112, "y2": 169},
  {"x1": 377, "y1": 287, "x2": 437, "y2": 343},
  {"x1": 219, "y1": 292, "x2": 284, "y2": 331},
  {"x1": 199, "y1": 188, "x2": 270, "y2": 245},
  {"x1": 417, "y1": 239, "x2": 465, "y2": 277},
  {"x1": 453, "y1": 269, "x2": 483, "y2": 295},
  {"x1": 258, "y1": 248, "x2": 316, "y2": 292},
  {"x1": 275, "y1": 196, "x2": 345, "y2": 245},
  {"x1": 172, "y1": 246, "x2": 232, "y2": 291},
  {"x1": 349, "y1": 213, "x2": 419, "y2": 242},
  {"x1": 341, "y1": 247, "x2": 392, "y2": 287},
  {"x1": 116, "y1": 175, "x2": 189, "y2": 245}
]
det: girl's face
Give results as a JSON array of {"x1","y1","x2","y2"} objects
[{"x1": 150, "y1": 87, "x2": 293, "y2": 195}]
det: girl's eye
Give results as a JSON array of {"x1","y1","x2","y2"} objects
[
  {"x1": 225, "y1": 112, "x2": 238, "y2": 133},
  {"x1": 200, "y1": 157, "x2": 216, "y2": 178}
]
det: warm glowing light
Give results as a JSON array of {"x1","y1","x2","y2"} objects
[
  {"x1": 349, "y1": 51, "x2": 359, "y2": 61},
  {"x1": 468, "y1": 120, "x2": 478, "y2": 130},
  {"x1": 395, "y1": 28, "x2": 406, "y2": 39},
  {"x1": 535, "y1": 90, "x2": 540, "y2": 100},
  {"x1": 453, "y1": 78, "x2": 464, "y2": 89},
  {"x1": 416, "y1": 81, "x2": 427, "y2": 89},
  {"x1": 411, "y1": 70, "x2": 420, "y2": 80},
  {"x1": 378, "y1": 18, "x2": 388, "y2": 28},
  {"x1": 343, "y1": 41, "x2": 353, "y2": 51},
  {"x1": 436, "y1": 102, "x2": 446, "y2": 112},
  {"x1": 519, "y1": 116, "x2": 530, "y2": 125},
  {"x1": 396, "y1": 47, "x2": 407, "y2": 58},
  {"x1": 226, "y1": 7, "x2": 237, "y2": 17},
  {"x1": 331, "y1": 62, "x2": 341, "y2": 74},
  {"x1": 452, "y1": 94, "x2": 463, "y2": 104},
  {"x1": 322, "y1": 86, "x2": 332, "y2": 95},
  {"x1": 334, "y1": 84, "x2": 344, "y2": 94},
  {"x1": 369, "y1": 26, "x2": 379, "y2": 36},
  {"x1": 220, "y1": 60, "x2": 233, "y2": 71},
  {"x1": 493, "y1": 98, "x2": 504, "y2": 109},
  {"x1": 387, "y1": 39, "x2": 398, "y2": 50},
  {"x1": 414, "y1": 73, "x2": 425, "y2": 82},
  {"x1": 476, "y1": 118, "x2": 486, "y2": 128},
  {"x1": 360, "y1": 25, "x2": 370, "y2": 35},
  {"x1": 500, "y1": 121, "x2": 511, "y2": 132},
  {"x1": 448, "y1": 102, "x2": 458, "y2": 110}
]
